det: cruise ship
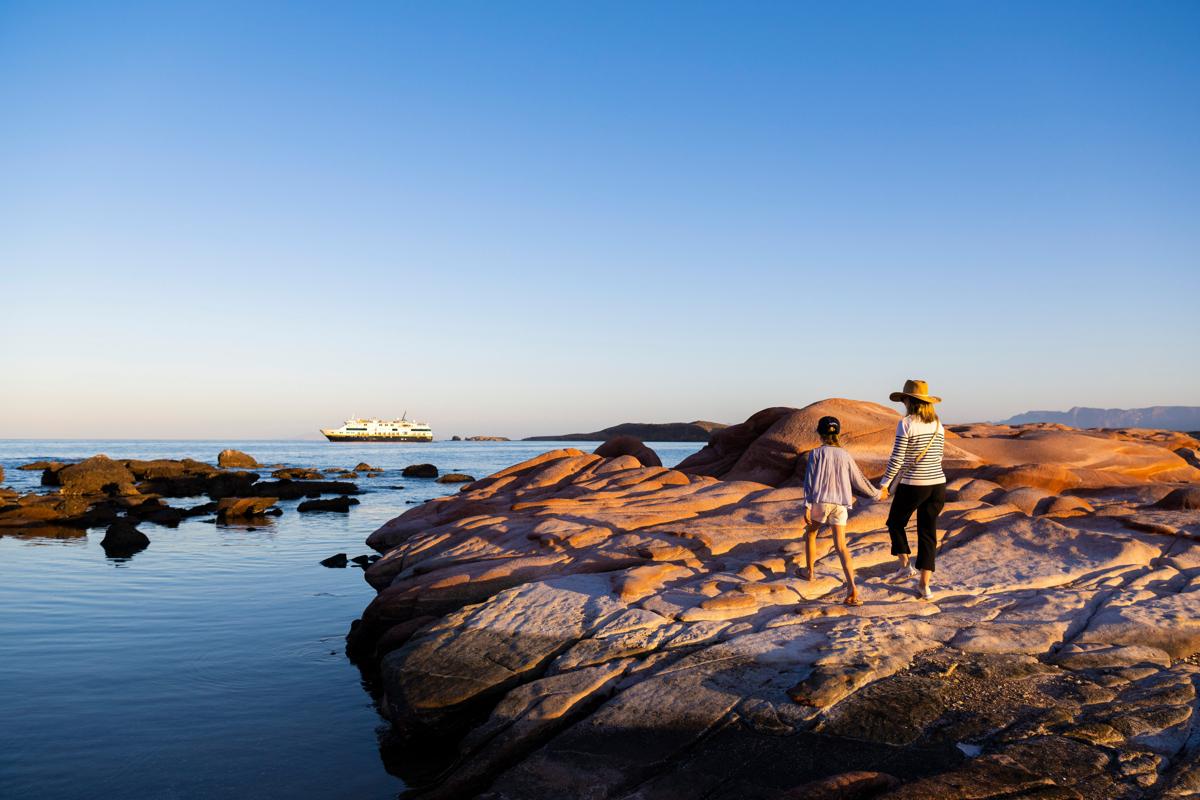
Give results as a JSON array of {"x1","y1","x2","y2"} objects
[{"x1": 320, "y1": 414, "x2": 433, "y2": 442}]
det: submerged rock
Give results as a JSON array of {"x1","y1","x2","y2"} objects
[{"x1": 321, "y1": 553, "x2": 348, "y2": 568}]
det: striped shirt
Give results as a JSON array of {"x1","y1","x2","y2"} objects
[{"x1": 880, "y1": 416, "x2": 946, "y2": 487}]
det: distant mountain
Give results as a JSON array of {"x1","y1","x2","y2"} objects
[
  {"x1": 1000, "y1": 406, "x2": 1200, "y2": 431},
  {"x1": 525, "y1": 420, "x2": 726, "y2": 443}
]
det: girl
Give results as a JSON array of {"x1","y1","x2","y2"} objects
[
  {"x1": 802, "y1": 415, "x2": 881, "y2": 606},
  {"x1": 878, "y1": 379, "x2": 947, "y2": 600}
]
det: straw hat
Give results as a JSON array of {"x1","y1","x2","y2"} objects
[{"x1": 889, "y1": 379, "x2": 942, "y2": 404}]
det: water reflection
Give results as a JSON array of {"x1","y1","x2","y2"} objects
[{"x1": 0, "y1": 439, "x2": 702, "y2": 799}]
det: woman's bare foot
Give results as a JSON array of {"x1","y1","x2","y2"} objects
[
  {"x1": 843, "y1": 592, "x2": 862, "y2": 607},
  {"x1": 801, "y1": 567, "x2": 813, "y2": 581}
]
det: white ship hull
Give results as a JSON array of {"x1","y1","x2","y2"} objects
[{"x1": 320, "y1": 415, "x2": 433, "y2": 442}]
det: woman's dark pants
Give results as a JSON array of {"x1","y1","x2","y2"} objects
[{"x1": 887, "y1": 482, "x2": 946, "y2": 572}]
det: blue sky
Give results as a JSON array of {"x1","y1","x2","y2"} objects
[{"x1": 3, "y1": 1, "x2": 1198, "y2": 438}]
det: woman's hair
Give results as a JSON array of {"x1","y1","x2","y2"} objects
[
  {"x1": 904, "y1": 397, "x2": 939, "y2": 423},
  {"x1": 820, "y1": 432, "x2": 841, "y2": 447}
]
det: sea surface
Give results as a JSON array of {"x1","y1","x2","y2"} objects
[{"x1": 0, "y1": 440, "x2": 702, "y2": 800}]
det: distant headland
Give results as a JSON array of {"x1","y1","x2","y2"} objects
[
  {"x1": 1001, "y1": 405, "x2": 1200, "y2": 431},
  {"x1": 524, "y1": 420, "x2": 727, "y2": 442}
]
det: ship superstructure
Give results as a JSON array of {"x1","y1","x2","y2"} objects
[{"x1": 321, "y1": 414, "x2": 433, "y2": 442}]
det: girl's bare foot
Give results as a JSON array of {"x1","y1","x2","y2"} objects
[{"x1": 843, "y1": 592, "x2": 862, "y2": 607}]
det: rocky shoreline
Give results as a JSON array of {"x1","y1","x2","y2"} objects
[
  {"x1": 348, "y1": 399, "x2": 1200, "y2": 799},
  {"x1": 0, "y1": 449, "x2": 429, "y2": 562}
]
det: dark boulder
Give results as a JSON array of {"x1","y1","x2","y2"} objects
[
  {"x1": 320, "y1": 553, "x2": 348, "y2": 568},
  {"x1": 402, "y1": 464, "x2": 439, "y2": 479},
  {"x1": 593, "y1": 436, "x2": 662, "y2": 468},
  {"x1": 100, "y1": 520, "x2": 150, "y2": 557},
  {"x1": 216, "y1": 497, "x2": 279, "y2": 521},
  {"x1": 217, "y1": 449, "x2": 260, "y2": 468},
  {"x1": 297, "y1": 496, "x2": 360, "y2": 513}
]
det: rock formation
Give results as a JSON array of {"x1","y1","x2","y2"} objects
[
  {"x1": 350, "y1": 400, "x2": 1200, "y2": 799},
  {"x1": 593, "y1": 435, "x2": 663, "y2": 468}
]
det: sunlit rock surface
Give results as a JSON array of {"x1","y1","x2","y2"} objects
[{"x1": 350, "y1": 400, "x2": 1200, "y2": 799}]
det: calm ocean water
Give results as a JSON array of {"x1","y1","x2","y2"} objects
[{"x1": 0, "y1": 440, "x2": 702, "y2": 800}]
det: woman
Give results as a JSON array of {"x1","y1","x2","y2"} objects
[{"x1": 878, "y1": 379, "x2": 946, "y2": 600}]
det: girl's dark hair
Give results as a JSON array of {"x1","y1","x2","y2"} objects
[{"x1": 820, "y1": 432, "x2": 840, "y2": 447}]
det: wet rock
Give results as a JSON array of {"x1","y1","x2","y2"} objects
[
  {"x1": 216, "y1": 449, "x2": 259, "y2": 468},
  {"x1": 321, "y1": 553, "x2": 348, "y2": 568},
  {"x1": 593, "y1": 435, "x2": 663, "y2": 468},
  {"x1": 297, "y1": 496, "x2": 360, "y2": 513},
  {"x1": 271, "y1": 467, "x2": 324, "y2": 480},
  {"x1": 123, "y1": 458, "x2": 216, "y2": 481},
  {"x1": 236, "y1": 480, "x2": 358, "y2": 500},
  {"x1": 17, "y1": 460, "x2": 64, "y2": 472},
  {"x1": 100, "y1": 519, "x2": 149, "y2": 557},
  {"x1": 216, "y1": 497, "x2": 279, "y2": 521},
  {"x1": 354, "y1": 463, "x2": 378, "y2": 472},
  {"x1": 402, "y1": 463, "x2": 439, "y2": 479},
  {"x1": 435, "y1": 473, "x2": 476, "y2": 484}
]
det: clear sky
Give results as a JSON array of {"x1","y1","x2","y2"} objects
[{"x1": 3, "y1": 1, "x2": 1198, "y2": 439}]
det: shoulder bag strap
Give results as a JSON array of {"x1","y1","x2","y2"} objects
[{"x1": 889, "y1": 421, "x2": 942, "y2": 490}]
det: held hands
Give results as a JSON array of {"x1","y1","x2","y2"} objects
[{"x1": 878, "y1": 486, "x2": 889, "y2": 502}]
